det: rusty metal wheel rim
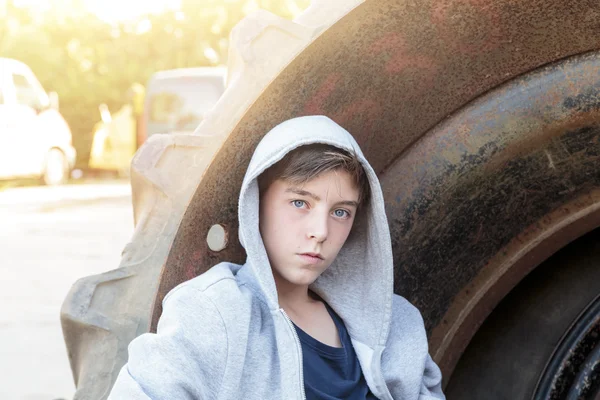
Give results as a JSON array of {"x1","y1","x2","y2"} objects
[{"x1": 534, "y1": 294, "x2": 600, "y2": 400}]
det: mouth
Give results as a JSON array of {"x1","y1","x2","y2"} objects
[
  {"x1": 301, "y1": 252, "x2": 323, "y2": 259},
  {"x1": 298, "y1": 252, "x2": 324, "y2": 264}
]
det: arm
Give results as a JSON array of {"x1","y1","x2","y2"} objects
[
  {"x1": 382, "y1": 295, "x2": 446, "y2": 400},
  {"x1": 108, "y1": 287, "x2": 228, "y2": 400},
  {"x1": 418, "y1": 354, "x2": 445, "y2": 400}
]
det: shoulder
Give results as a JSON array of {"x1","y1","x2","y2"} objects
[
  {"x1": 117, "y1": 266, "x2": 235, "y2": 399},
  {"x1": 163, "y1": 262, "x2": 242, "y2": 304},
  {"x1": 157, "y1": 262, "x2": 247, "y2": 332},
  {"x1": 389, "y1": 294, "x2": 427, "y2": 341},
  {"x1": 160, "y1": 262, "x2": 263, "y2": 331},
  {"x1": 391, "y1": 294, "x2": 423, "y2": 320}
]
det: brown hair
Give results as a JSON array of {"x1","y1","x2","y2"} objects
[{"x1": 258, "y1": 143, "x2": 370, "y2": 206}]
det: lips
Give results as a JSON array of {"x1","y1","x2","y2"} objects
[
  {"x1": 298, "y1": 252, "x2": 324, "y2": 265},
  {"x1": 301, "y1": 252, "x2": 323, "y2": 260}
]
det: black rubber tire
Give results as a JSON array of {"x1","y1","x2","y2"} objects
[{"x1": 445, "y1": 228, "x2": 600, "y2": 400}]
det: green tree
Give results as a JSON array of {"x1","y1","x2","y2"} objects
[{"x1": 1, "y1": 0, "x2": 309, "y2": 167}]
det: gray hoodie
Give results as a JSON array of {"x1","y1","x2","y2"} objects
[{"x1": 108, "y1": 115, "x2": 445, "y2": 400}]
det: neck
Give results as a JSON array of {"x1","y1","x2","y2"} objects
[{"x1": 272, "y1": 270, "x2": 314, "y2": 312}]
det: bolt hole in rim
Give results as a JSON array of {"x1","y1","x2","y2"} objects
[
  {"x1": 534, "y1": 294, "x2": 600, "y2": 400},
  {"x1": 207, "y1": 224, "x2": 228, "y2": 252}
]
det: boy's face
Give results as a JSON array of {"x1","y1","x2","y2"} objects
[{"x1": 259, "y1": 169, "x2": 360, "y2": 290}]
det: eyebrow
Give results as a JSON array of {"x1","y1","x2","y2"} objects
[{"x1": 284, "y1": 188, "x2": 359, "y2": 208}]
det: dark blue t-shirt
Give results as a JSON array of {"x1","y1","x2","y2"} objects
[{"x1": 293, "y1": 303, "x2": 378, "y2": 400}]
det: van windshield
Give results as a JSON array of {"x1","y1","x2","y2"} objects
[{"x1": 145, "y1": 75, "x2": 224, "y2": 136}]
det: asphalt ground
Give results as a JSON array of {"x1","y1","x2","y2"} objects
[{"x1": 0, "y1": 182, "x2": 133, "y2": 400}]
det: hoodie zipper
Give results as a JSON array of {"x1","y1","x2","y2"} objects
[{"x1": 280, "y1": 309, "x2": 306, "y2": 400}]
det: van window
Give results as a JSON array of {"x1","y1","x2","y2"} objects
[
  {"x1": 146, "y1": 76, "x2": 224, "y2": 136},
  {"x1": 12, "y1": 73, "x2": 44, "y2": 110}
]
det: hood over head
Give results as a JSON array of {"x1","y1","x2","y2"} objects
[{"x1": 238, "y1": 115, "x2": 394, "y2": 348}]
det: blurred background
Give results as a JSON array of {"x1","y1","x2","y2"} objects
[{"x1": 0, "y1": 0, "x2": 308, "y2": 399}]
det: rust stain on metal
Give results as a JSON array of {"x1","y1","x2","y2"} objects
[
  {"x1": 367, "y1": 32, "x2": 439, "y2": 84},
  {"x1": 303, "y1": 73, "x2": 343, "y2": 115},
  {"x1": 430, "y1": 0, "x2": 502, "y2": 55}
]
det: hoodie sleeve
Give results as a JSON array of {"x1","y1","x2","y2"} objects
[
  {"x1": 108, "y1": 286, "x2": 228, "y2": 400},
  {"x1": 418, "y1": 354, "x2": 445, "y2": 399},
  {"x1": 381, "y1": 295, "x2": 446, "y2": 400}
]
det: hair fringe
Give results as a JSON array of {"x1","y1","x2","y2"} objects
[{"x1": 258, "y1": 144, "x2": 370, "y2": 206}]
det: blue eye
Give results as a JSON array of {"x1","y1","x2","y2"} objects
[
  {"x1": 292, "y1": 200, "x2": 306, "y2": 208},
  {"x1": 334, "y1": 209, "x2": 350, "y2": 218}
]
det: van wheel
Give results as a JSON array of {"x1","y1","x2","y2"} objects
[
  {"x1": 445, "y1": 229, "x2": 600, "y2": 400},
  {"x1": 43, "y1": 148, "x2": 69, "y2": 186}
]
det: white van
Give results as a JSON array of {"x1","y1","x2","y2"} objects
[
  {"x1": 0, "y1": 58, "x2": 76, "y2": 185},
  {"x1": 141, "y1": 67, "x2": 226, "y2": 142}
]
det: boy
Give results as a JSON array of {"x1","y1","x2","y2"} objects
[{"x1": 109, "y1": 115, "x2": 445, "y2": 399}]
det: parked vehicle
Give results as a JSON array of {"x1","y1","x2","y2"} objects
[
  {"x1": 141, "y1": 66, "x2": 226, "y2": 143},
  {"x1": 88, "y1": 67, "x2": 226, "y2": 174},
  {"x1": 0, "y1": 58, "x2": 76, "y2": 185},
  {"x1": 62, "y1": 1, "x2": 600, "y2": 399}
]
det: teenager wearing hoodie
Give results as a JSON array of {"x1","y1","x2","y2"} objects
[{"x1": 108, "y1": 115, "x2": 445, "y2": 399}]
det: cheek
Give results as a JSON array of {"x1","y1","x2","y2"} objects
[
  {"x1": 262, "y1": 206, "x2": 302, "y2": 245},
  {"x1": 328, "y1": 221, "x2": 354, "y2": 249}
]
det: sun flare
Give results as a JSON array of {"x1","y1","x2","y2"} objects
[{"x1": 12, "y1": 0, "x2": 182, "y2": 22}]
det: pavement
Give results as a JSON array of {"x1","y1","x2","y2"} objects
[
  {"x1": 0, "y1": 181, "x2": 134, "y2": 400},
  {"x1": 0, "y1": 181, "x2": 132, "y2": 212}
]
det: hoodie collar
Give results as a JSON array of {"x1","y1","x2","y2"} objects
[{"x1": 237, "y1": 115, "x2": 394, "y2": 348}]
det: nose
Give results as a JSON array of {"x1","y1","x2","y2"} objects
[{"x1": 307, "y1": 211, "x2": 328, "y2": 243}]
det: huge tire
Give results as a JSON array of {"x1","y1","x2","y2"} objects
[
  {"x1": 61, "y1": 1, "x2": 600, "y2": 399},
  {"x1": 446, "y1": 228, "x2": 600, "y2": 399}
]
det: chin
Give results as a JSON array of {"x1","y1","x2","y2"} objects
[{"x1": 285, "y1": 270, "x2": 322, "y2": 287}]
